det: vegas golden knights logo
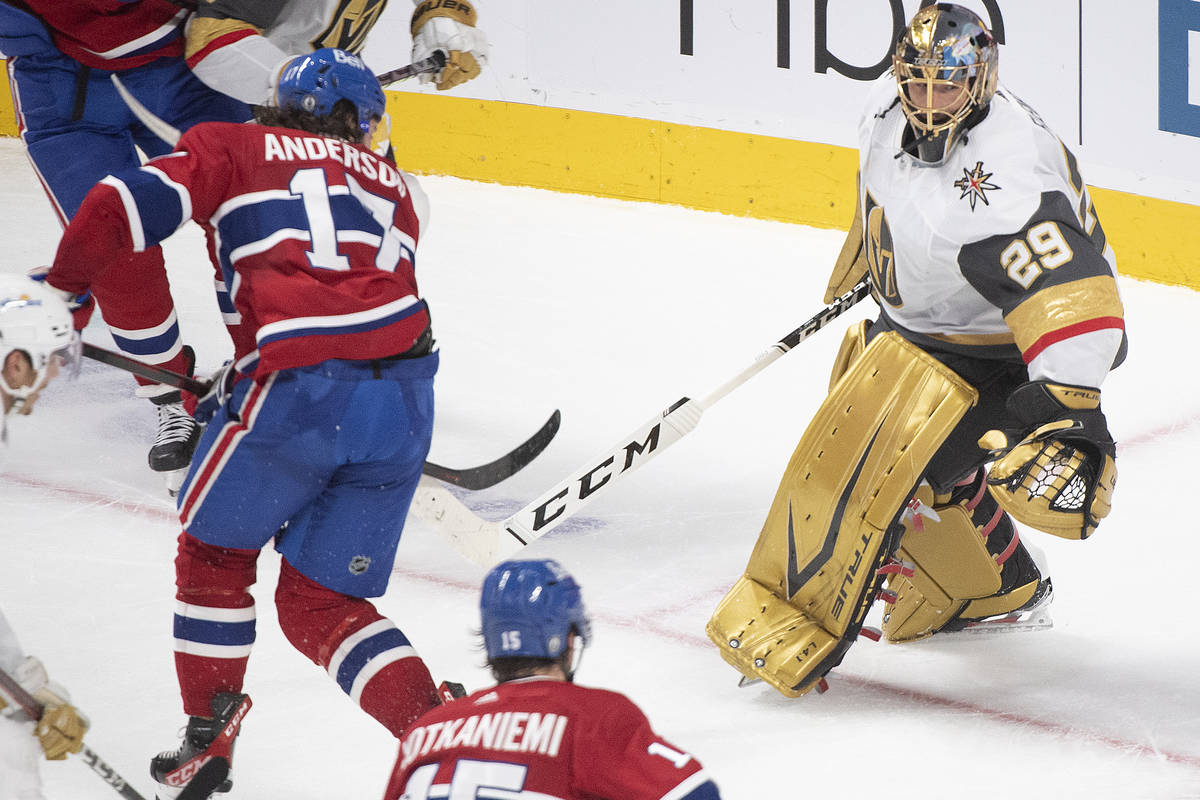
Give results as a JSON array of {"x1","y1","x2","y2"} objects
[
  {"x1": 863, "y1": 192, "x2": 902, "y2": 308},
  {"x1": 312, "y1": 0, "x2": 389, "y2": 54}
]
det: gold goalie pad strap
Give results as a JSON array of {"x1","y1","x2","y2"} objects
[
  {"x1": 881, "y1": 487, "x2": 1003, "y2": 642},
  {"x1": 708, "y1": 332, "x2": 977, "y2": 691}
]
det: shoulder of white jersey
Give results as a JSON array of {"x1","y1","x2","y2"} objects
[
  {"x1": 951, "y1": 90, "x2": 1078, "y2": 242},
  {"x1": 859, "y1": 72, "x2": 903, "y2": 130}
]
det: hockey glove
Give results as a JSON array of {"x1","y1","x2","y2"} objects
[
  {"x1": 28, "y1": 267, "x2": 95, "y2": 331},
  {"x1": 411, "y1": 0, "x2": 488, "y2": 90},
  {"x1": 34, "y1": 702, "x2": 89, "y2": 760},
  {"x1": 193, "y1": 360, "x2": 237, "y2": 425},
  {"x1": 978, "y1": 381, "x2": 1117, "y2": 540}
]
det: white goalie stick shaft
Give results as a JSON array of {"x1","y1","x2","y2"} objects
[{"x1": 411, "y1": 278, "x2": 873, "y2": 566}]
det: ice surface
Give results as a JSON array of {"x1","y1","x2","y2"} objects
[{"x1": 1, "y1": 139, "x2": 1198, "y2": 799}]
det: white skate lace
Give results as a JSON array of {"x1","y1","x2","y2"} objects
[{"x1": 154, "y1": 402, "x2": 197, "y2": 448}]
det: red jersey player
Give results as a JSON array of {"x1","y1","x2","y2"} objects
[
  {"x1": 384, "y1": 559, "x2": 722, "y2": 800},
  {"x1": 43, "y1": 48, "x2": 443, "y2": 800}
]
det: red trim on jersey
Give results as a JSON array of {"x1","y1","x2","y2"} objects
[
  {"x1": 179, "y1": 378, "x2": 268, "y2": 525},
  {"x1": 186, "y1": 28, "x2": 261, "y2": 70},
  {"x1": 1021, "y1": 317, "x2": 1125, "y2": 364}
]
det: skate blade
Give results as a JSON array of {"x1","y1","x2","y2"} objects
[
  {"x1": 956, "y1": 606, "x2": 1054, "y2": 636},
  {"x1": 163, "y1": 467, "x2": 187, "y2": 498}
]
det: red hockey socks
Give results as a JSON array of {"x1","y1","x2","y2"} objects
[
  {"x1": 173, "y1": 532, "x2": 259, "y2": 717},
  {"x1": 275, "y1": 558, "x2": 439, "y2": 736}
]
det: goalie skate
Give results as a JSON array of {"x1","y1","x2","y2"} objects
[{"x1": 946, "y1": 578, "x2": 1054, "y2": 636}]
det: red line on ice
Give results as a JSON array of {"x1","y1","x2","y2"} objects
[{"x1": 7, "y1": 451, "x2": 1200, "y2": 772}]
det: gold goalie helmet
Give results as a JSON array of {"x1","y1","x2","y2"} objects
[{"x1": 894, "y1": 3, "x2": 998, "y2": 163}]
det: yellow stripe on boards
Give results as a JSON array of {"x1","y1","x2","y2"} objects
[
  {"x1": 385, "y1": 91, "x2": 1200, "y2": 291},
  {"x1": 0, "y1": 55, "x2": 1195, "y2": 291},
  {"x1": 385, "y1": 91, "x2": 858, "y2": 229},
  {"x1": 1090, "y1": 187, "x2": 1198, "y2": 289},
  {"x1": 0, "y1": 59, "x2": 15, "y2": 137}
]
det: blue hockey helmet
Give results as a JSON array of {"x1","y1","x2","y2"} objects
[
  {"x1": 275, "y1": 47, "x2": 386, "y2": 136},
  {"x1": 481, "y1": 559, "x2": 592, "y2": 660}
]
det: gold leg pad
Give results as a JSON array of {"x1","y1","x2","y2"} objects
[{"x1": 707, "y1": 576, "x2": 840, "y2": 698}]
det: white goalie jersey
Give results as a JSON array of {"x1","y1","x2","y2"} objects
[
  {"x1": 856, "y1": 74, "x2": 1125, "y2": 389},
  {"x1": 184, "y1": 0, "x2": 397, "y2": 105}
]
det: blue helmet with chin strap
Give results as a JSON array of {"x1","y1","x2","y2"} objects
[
  {"x1": 275, "y1": 47, "x2": 386, "y2": 136},
  {"x1": 481, "y1": 559, "x2": 592, "y2": 660}
]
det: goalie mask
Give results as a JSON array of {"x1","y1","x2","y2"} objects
[
  {"x1": 0, "y1": 276, "x2": 79, "y2": 402},
  {"x1": 894, "y1": 3, "x2": 998, "y2": 164}
]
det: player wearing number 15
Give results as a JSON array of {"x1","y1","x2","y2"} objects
[
  {"x1": 708, "y1": 4, "x2": 1125, "y2": 698},
  {"x1": 384, "y1": 559, "x2": 722, "y2": 800}
]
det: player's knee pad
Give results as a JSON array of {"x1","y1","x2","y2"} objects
[
  {"x1": 881, "y1": 470, "x2": 1048, "y2": 642},
  {"x1": 276, "y1": 559, "x2": 436, "y2": 734},
  {"x1": 827, "y1": 319, "x2": 868, "y2": 394},
  {"x1": 175, "y1": 531, "x2": 258, "y2": 600},
  {"x1": 275, "y1": 558, "x2": 379, "y2": 666},
  {"x1": 707, "y1": 332, "x2": 977, "y2": 696}
]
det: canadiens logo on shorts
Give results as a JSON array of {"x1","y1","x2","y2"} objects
[
  {"x1": 953, "y1": 161, "x2": 1001, "y2": 211},
  {"x1": 349, "y1": 555, "x2": 372, "y2": 575}
]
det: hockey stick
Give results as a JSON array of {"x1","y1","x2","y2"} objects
[
  {"x1": 111, "y1": 49, "x2": 445, "y2": 150},
  {"x1": 410, "y1": 279, "x2": 874, "y2": 566},
  {"x1": 80, "y1": 343, "x2": 560, "y2": 490},
  {"x1": 82, "y1": 343, "x2": 208, "y2": 395},
  {"x1": 0, "y1": 667, "x2": 148, "y2": 800},
  {"x1": 376, "y1": 50, "x2": 447, "y2": 86}
]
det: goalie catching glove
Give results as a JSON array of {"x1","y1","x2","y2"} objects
[
  {"x1": 978, "y1": 381, "x2": 1116, "y2": 540},
  {"x1": 411, "y1": 0, "x2": 488, "y2": 90}
]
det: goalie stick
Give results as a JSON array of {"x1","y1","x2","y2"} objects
[
  {"x1": 410, "y1": 278, "x2": 873, "y2": 566},
  {"x1": 0, "y1": 666, "x2": 148, "y2": 800},
  {"x1": 80, "y1": 343, "x2": 559, "y2": 490}
]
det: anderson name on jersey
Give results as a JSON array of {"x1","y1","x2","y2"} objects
[
  {"x1": 857, "y1": 73, "x2": 1124, "y2": 389},
  {"x1": 387, "y1": 677, "x2": 719, "y2": 800},
  {"x1": 48, "y1": 121, "x2": 431, "y2": 378}
]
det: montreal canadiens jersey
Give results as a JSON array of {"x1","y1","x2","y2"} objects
[
  {"x1": 185, "y1": 0, "x2": 395, "y2": 104},
  {"x1": 856, "y1": 73, "x2": 1125, "y2": 389},
  {"x1": 6, "y1": 0, "x2": 186, "y2": 69},
  {"x1": 385, "y1": 677, "x2": 721, "y2": 800},
  {"x1": 50, "y1": 121, "x2": 430, "y2": 378}
]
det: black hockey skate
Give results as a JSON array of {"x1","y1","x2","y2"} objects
[
  {"x1": 148, "y1": 388, "x2": 202, "y2": 473},
  {"x1": 142, "y1": 345, "x2": 202, "y2": 490},
  {"x1": 151, "y1": 693, "x2": 251, "y2": 800},
  {"x1": 949, "y1": 577, "x2": 1054, "y2": 635}
]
